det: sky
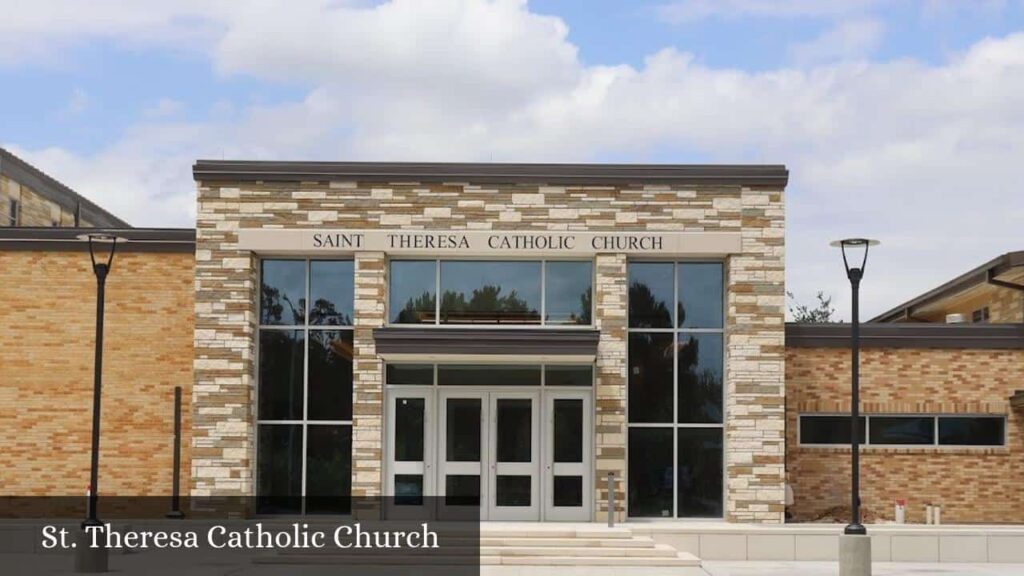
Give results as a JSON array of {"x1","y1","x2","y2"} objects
[{"x1": 1, "y1": 0, "x2": 1023, "y2": 320}]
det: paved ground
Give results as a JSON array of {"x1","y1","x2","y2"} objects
[{"x1": 703, "y1": 561, "x2": 1024, "y2": 575}]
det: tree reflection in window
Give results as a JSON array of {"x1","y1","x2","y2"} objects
[
  {"x1": 261, "y1": 282, "x2": 306, "y2": 325},
  {"x1": 440, "y1": 284, "x2": 539, "y2": 324},
  {"x1": 395, "y1": 292, "x2": 437, "y2": 324},
  {"x1": 628, "y1": 281, "x2": 672, "y2": 328},
  {"x1": 676, "y1": 334, "x2": 723, "y2": 424}
]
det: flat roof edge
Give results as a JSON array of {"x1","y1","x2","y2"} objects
[
  {"x1": 787, "y1": 322, "x2": 1024, "y2": 349},
  {"x1": 0, "y1": 227, "x2": 195, "y2": 253},
  {"x1": 193, "y1": 160, "x2": 789, "y2": 187}
]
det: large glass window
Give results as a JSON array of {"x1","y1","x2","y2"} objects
[
  {"x1": 258, "y1": 259, "x2": 354, "y2": 514},
  {"x1": 627, "y1": 261, "x2": 725, "y2": 518},
  {"x1": 800, "y1": 414, "x2": 1006, "y2": 447},
  {"x1": 800, "y1": 415, "x2": 866, "y2": 445},
  {"x1": 389, "y1": 259, "x2": 592, "y2": 326}
]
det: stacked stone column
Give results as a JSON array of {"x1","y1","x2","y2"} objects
[{"x1": 594, "y1": 253, "x2": 628, "y2": 522}]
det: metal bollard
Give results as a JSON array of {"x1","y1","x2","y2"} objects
[
  {"x1": 166, "y1": 386, "x2": 185, "y2": 519},
  {"x1": 607, "y1": 472, "x2": 615, "y2": 528}
]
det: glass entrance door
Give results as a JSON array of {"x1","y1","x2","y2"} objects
[
  {"x1": 385, "y1": 390, "x2": 432, "y2": 519},
  {"x1": 489, "y1": 392, "x2": 540, "y2": 521},
  {"x1": 394, "y1": 385, "x2": 590, "y2": 521},
  {"x1": 438, "y1": 391, "x2": 486, "y2": 520},
  {"x1": 544, "y1": 391, "x2": 591, "y2": 521}
]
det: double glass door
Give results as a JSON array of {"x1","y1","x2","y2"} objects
[{"x1": 386, "y1": 389, "x2": 591, "y2": 521}]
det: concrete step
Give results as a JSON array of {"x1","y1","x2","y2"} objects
[
  {"x1": 255, "y1": 555, "x2": 481, "y2": 565},
  {"x1": 479, "y1": 536, "x2": 656, "y2": 547},
  {"x1": 481, "y1": 543, "x2": 678, "y2": 557},
  {"x1": 479, "y1": 527, "x2": 634, "y2": 539},
  {"x1": 482, "y1": 552, "x2": 701, "y2": 567}
]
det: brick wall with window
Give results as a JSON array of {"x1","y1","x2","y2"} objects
[{"x1": 786, "y1": 345, "x2": 1024, "y2": 523}]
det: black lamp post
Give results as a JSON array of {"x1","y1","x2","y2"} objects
[
  {"x1": 77, "y1": 233, "x2": 125, "y2": 529},
  {"x1": 830, "y1": 238, "x2": 879, "y2": 537}
]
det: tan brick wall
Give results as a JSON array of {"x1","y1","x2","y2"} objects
[
  {"x1": 0, "y1": 249, "x2": 194, "y2": 495},
  {"x1": 193, "y1": 179, "x2": 785, "y2": 522},
  {"x1": 786, "y1": 346, "x2": 1024, "y2": 523}
]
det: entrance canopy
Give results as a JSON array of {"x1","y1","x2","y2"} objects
[{"x1": 374, "y1": 327, "x2": 600, "y2": 363}]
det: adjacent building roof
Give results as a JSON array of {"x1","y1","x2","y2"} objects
[
  {"x1": 786, "y1": 322, "x2": 1024, "y2": 349},
  {"x1": 193, "y1": 160, "x2": 789, "y2": 187},
  {"x1": 0, "y1": 147, "x2": 131, "y2": 228},
  {"x1": 870, "y1": 251, "x2": 1024, "y2": 323},
  {"x1": 0, "y1": 227, "x2": 194, "y2": 253}
]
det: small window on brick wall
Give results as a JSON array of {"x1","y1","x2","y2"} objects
[
  {"x1": 972, "y1": 307, "x2": 990, "y2": 323},
  {"x1": 799, "y1": 414, "x2": 1005, "y2": 447}
]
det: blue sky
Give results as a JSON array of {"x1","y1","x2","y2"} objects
[{"x1": 1, "y1": 0, "x2": 1023, "y2": 318}]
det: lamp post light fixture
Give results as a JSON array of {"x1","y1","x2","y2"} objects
[
  {"x1": 76, "y1": 233, "x2": 126, "y2": 529},
  {"x1": 831, "y1": 237, "x2": 879, "y2": 576}
]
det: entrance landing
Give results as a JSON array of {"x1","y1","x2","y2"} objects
[{"x1": 478, "y1": 523, "x2": 701, "y2": 571}]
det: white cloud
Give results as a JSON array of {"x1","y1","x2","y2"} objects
[
  {"x1": 144, "y1": 98, "x2": 186, "y2": 118},
  {"x1": 0, "y1": 0, "x2": 230, "y2": 66},
  {"x1": 5, "y1": 1, "x2": 1024, "y2": 319},
  {"x1": 790, "y1": 18, "x2": 885, "y2": 64},
  {"x1": 63, "y1": 87, "x2": 90, "y2": 115},
  {"x1": 656, "y1": 0, "x2": 883, "y2": 23}
]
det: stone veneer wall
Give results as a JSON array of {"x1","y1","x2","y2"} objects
[
  {"x1": 192, "y1": 179, "x2": 785, "y2": 522},
  {"x1": 595, "y1": 254, "x2": 627, "y2": 522},
  {"x1": 786, "y1": 346, "x2": 1024, "y2": 523}
]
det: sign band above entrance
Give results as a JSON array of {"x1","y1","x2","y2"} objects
[{"x1": 237, "y1": 229, "x2": 742, "y2": 256}]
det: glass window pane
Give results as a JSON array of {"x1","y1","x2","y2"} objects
[
  {"x1": 438, "y1": 365, "x2": 541, "y2": 386},
  {"x1": 545, "y1": 365, "x2": 593, "y2": 387},
  {"x1": 309, "y1": 260, "x2": 354, "y2": 326},
  {"x1": 395, "y1": 474, "x2": 424, "y2": 506},
  {"x1": 869, "y1": 416, "x2": 934, "y2": 445},
  {"x1": 677, "y1": 263, "x2": 723, "y2": 329},
  {"x1": 387, "y1": 364, "x2": 434, "y2": 385},
  {"x1": 307, "y1": 330, "x2": 354, "y2": 421},
  {"x1": 677, "y1": 333, "x2": 723, "y2": 424},
  {"x1": 496, "y1": 476, "x2": 532, "y2": 506},
  {"x1": 261, "y1": 260, "x2": 306, "y2": 325},
  {"x1": 939, "y1": 417, "x2": 1005, "y2": 446},
  {"x1": 496, "y1": 399, "x2": 532, "y2": 463},
  {"x1": 628, "y1": 333, "x2": 674, "y2": 423},
  {"x1": 446, "y1": 399, "x2": 482, "y2": 462},
  {"x1": 395, "y1": 397, "x2": 425, "y2": 461},
  {"x1": 677, "y1": 428, "x2": 723, "y2": 518},
  {"x1": 553, "y1": 476, "x2": 584, "y2": 507},
  {"x1": 390, "y1": 260, "x2": 437, "y2": 324},
  {"x1": 545, "y1": 261, "x2": 593, "y2": 325},
  {"x1": 628, "y1": 262, "x2": 673, "y2": 328},
  {"x1": 800, "y1": 416, "x2": 866, "y2": 445},
  {"x1": 445, "y1": 475, "x2": 481, "y2": 507},
  {"x1": 258, "y1": 330, "x2": 304, "y2": 421},
  {"x1": 306, "y1": 425, "x2": 352, "y2": 514},
  {"x1": 440, "y1": 261, "x2": 541, "y2": 325},
  {"x1": 256, "y1": 424, "x2": 302, "y2": 514},
  {"x1": 553, "y1": 399, "x2": 583, "y2": 463},
  {"x1": 628, "y1": 428, "x2": 674, "y2": 518}
]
